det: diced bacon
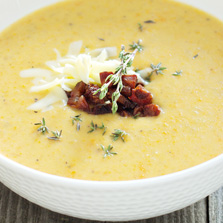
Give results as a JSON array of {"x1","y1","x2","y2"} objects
[
  {"x1": 106, "y1": 87, "x2": 116, "y2": 100},
  {"x1": 85, "y1": 84, "x2": 105, "y2": 105},
  {"x1": 91, "y1": 104, "x2": 112, "y2": 115},
  {"x1": 133, "y1": 106, "x2": 144, "y2": 116},
  {"x1": 121, "y1": 86, "x2": 132, "y2": 97},
  {"x1": 67, "y1": 73, "x2": 161, "y2": 117},
  {"x1": 143, "y1": 104, "x2": 161, "y2": 116},
  {"x1": 129, "y1": 84, "x2": 153, "y2": 105},
  {"x1": 70, "y1": 81, "x2": 86, "y2": 99},
  {"x1": 117, "y1": 95, "x2": 136, "y2": 109},
  {"x1": 107, "y1": 88, "x2": 135, "y2": 109},
  {"x1": 100, "y1": 71, "x2": 113, "y2": 86},
  {"x1": 122, "y1": 75, "x2": 137, "y2": 88},
  {"x1": 68, "y1": 95, "x2": 90, "y2": 112},
  {"x1": 118, "y1": 109, "x2": 132, "y2": 117}
]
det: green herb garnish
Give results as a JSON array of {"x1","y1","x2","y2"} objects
[
  {"x1": 172, "y1": 70, "x2": 183, "y2": 76},
  {"x1": 94, "y1": 41, "x2": 142, "y2": 114},
  {"x1": 138, "y1": 23, "x2": 143, "y2": 32},
  {"x1": 193, "y1": 54, "x2": 199, "y2": 59},
  {"x1": 98, "y1": 122, "x2": 107, "y2": 135},
  {"x1": 98, "y1": 37, "x2": 105, "y2": 41},
  {"x1": 129, "y1": 39, "x2": 143, "y2": 52},
  {"x1": 111, "y1": 129, "x2": 128, "y2": 142},
  {"x1": 100, "y1": 144, "x2": 117, "y2": 158},
  {"x1": 144, "y1": 20, "x2": 156, "y2": 24},
  {"x1": 88, "y1": 121, "x2": 106, "y2": 135},
  {"x1": 34, "y1": 118, "x2": 49, "y2": 134},
  {"x1": 150, "y1": 63, "x2": 167, "y2": 75},
  {"x1": 48, "y1": 130, "x2": 62, "y2": 140},
  {"x1": 88, "y1": 121, "x2": 97, "y2": 133},
  {"x1": 71, "y1": 114, "x2": 82, "y2": 131},
  {"x1": 146, "y1": 63, "x2": 167, "y2": 81}
]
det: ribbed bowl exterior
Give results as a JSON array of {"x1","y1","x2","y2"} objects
[{"x1": 0, "y1": 153, "x2": 223, "y2": 221}]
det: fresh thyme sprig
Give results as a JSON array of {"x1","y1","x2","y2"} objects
[
  {"x1": 34, "y1": 118, "x2": 62, "y2": 141},
  {"x1": 100, "y1": 123, "x2": 107, "y2": 135},
  {"x1": 129, "y1": 39, "x2": 143, "y2": 52},
  {"x1": 111, "y1": 129, "x2": 128, "y2": 142},
  {"x1": 151, "y1": 63, "x2": 167, "y2": 75},
  {"x1": 172, "y1": 70, "x2": 183, "y2": 76},
  {"x1": 94, "y1": 41, "x2": 142, "y2": 114},
  {"x1": 97, "y1": 122, "x2": 107, "y2": 135},
  {"x1": 48, "y1": 130, "x2": 62, "y2": 140},
  {"x1": 88, "y1": 121, "x2": 107, "y2": 135},
  {"x1": 34, "y1": 118, "x2": 49, "y2": 134},
  {"x1": 71, "y1": 114, "x2": 82, "y2": 131},
  {"x1": 88, "y1": 121, "x2": 97, "y2": 133},
  {"x1": 146, "y1": 63, "x2": 167, "y2": 81},
  {"x1": 100, "y1": 144, "x2": 117, "y2": 158},
  {"x1": 138, "y1": 23, "x2": 143, "y2": 32}
]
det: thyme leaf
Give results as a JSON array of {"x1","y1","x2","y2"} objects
[
  {"x1": 129, "y1": 39, "x2": 143, "y2": 52},
  {"x1": 193, "y1": 54, "x2": 199, "y2": 59},
  {"x1": 88, "y1": 121, "x2": 107, "y2": 135},
  {"x1": 48, "y1": 130, "x2": 62, "y2": 140},
  {"x1": 98, "y1": 37, "x2": 105, "y2": 41},
  {"x1": 145, "y1": 63, "x2": 167, "y2": 81},
  {"x1": 111, "y1": 129, "x2": 128, "y2": 142},
  {"x1": 100, "y1": 144, "x2": 117, "y2": 158},
  {"x1": 88, "y1": 121, "x2": 97, "y2": 133},
  {"x1": 138, "y1": 23, "x2": 143, "y2": 32},
  {"x1": 97, "y1": 122, "x2": 107, "y2": 135},
  {"x1": 172, "y1": 70, "x2": 183, "y2": 76},
  {"x1": 76, "y1": 123, "x2": 81, "y2": 131},
  {"x1": 144, "y1": 20, "x2": 156, "y2": 24},
  {"x1": 71, "y1": 114, "x2": 82, "y2": 131},
  {"x1": 34, "y1": 118, "x2": 49, "y2": 134},
  {"x1": 150, "y1": 63, "x2": 167, "y2": 75}
]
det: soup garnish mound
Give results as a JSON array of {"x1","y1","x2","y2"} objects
[
  {"x1": 1, "y1": 0, "x2": 223, "y2": 181},
  {"x1": 21, "y1": 40, "x2": 163, "y2": 117}
]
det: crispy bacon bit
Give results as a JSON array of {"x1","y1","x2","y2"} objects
[
  {"x1": 121, "y1": 86, "x2": 132, "y2": 97},
  {"x1": 107, "y1": 88, "x2": 135, "y2": 109},
  {"x1": 68, "y1": 95, "x2": 90, "y2": 112},
  {"x1": 68, "y1": 82, "x2": 86, "y2": 105},
  {"x1": 117, "y1": 95, "x2": 135, "y2": 109},
  {"x1": 70, "y1": 81, "x2": 86, "y2": 99},
  {"x1": 106, "y1": 87, "x2": 115, "y2": 100},
  {"x1": 133, "y1": 106, "x2": 144, "y2": 116},
  {"x1": 91, "y1": 104, "x2": 112, "y2": 115},
  {"x1": 67, "y1": 72, "x2": 161, "y2": 117},
  {"x1": 119, "y1": 109, "x2": 132, "y2": 117},
  {"x1": 100, "y1": 71, "x2": 113, "y2": 86},
  {"x1": 122, "y1": 75, "x2": 137, "y2": 89},
  {"x1": 143, "y1": 104, "x2": 161, "y2": 116},
  {"x1": 129, "y1": 84, "x2": 153, "y2": 105},
  {"x1": 85, "y1": 84, "x2": 105, "y2": 105}
]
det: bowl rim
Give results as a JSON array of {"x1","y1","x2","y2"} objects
[{"x1": 1, "y1": 151, "x2": 223, "y2": 188}]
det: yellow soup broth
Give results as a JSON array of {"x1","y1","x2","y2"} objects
[{"x1": 0, "y1": 0, "x2": 223, "y2": 181}]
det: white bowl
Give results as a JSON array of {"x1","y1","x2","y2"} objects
[{"x1": 0, "y1": 0, "x2": 223, "y2": 221}]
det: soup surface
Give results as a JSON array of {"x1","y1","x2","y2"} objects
[{"x1": 0, "y1": 0, "x2": 223, "y2": 181}]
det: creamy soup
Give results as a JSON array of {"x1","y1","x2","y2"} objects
[{"x1": 0, "y1": 0, "x2": 223, "y2": 181}]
